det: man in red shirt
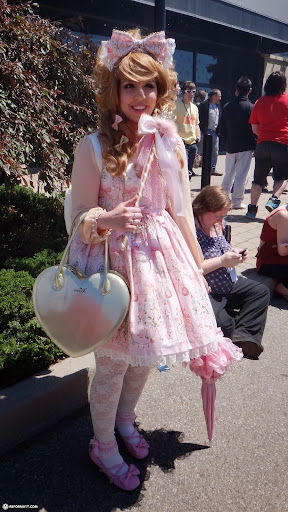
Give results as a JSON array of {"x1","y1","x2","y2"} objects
[{"x1": 246, "y1": 71, "x2": 288, "y2": 219}]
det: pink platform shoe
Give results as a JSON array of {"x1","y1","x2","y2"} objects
[
  {"x1": 115, "y1": 412, "x2": 150, "y2": 460},
  {"x1": 89, "y1": 437, "x2": 140, "y2": 491},
  {"x1": 119, "y1": 428, "x2": 150, "y2": 459}
]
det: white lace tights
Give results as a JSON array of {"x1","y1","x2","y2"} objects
[{"x1": 90, "y1": 355, "x2": 150, "y2": 443}]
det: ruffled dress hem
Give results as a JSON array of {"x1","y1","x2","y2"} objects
[
  {"x1": 95, "y1": 331, "x2": 242, "y2": 370},
  {"x1": 188, "y1": 336, "x2": 243, "y2": 381}
]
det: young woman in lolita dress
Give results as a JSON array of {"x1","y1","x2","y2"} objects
[{"x1": 68, "y1": 28, "x2": 242, "y2": 491}]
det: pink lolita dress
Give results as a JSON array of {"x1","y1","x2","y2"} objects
[{"x1": 69, "y1": 115, "x2": 242, "y2": 375}]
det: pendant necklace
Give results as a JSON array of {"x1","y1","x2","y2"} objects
[{"x1": 182, "y1": 100, "x2": 192, "y2": 120}]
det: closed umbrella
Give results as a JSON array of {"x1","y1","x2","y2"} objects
[
  {"x1": 189, "y1": 331, "x2": 242, "y2": 446},
  {"x1": 201, "y1": 380, "x2": 216, "y2": 446}
]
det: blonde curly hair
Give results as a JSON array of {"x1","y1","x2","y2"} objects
[{"x1": 93, "y1": 29, "x2": 176, "y2": 176}]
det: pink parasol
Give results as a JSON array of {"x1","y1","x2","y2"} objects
[
  {"x1": 189, "y1": 333, "x2": 242, "y2": 446},
  {"x1": 201, "y1": 381, "x2": 216, "y2": 446}
]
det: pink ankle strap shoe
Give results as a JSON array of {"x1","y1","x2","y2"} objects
[
  {"x1": 115, "y1": 412, "x2": 150, "y2": 459},
  {"x1": 119, "y1": 427, "x2": 150, "y2": 459},
  {"x1": 89, "y1": 437, "x2": 140, "y2": 491}
]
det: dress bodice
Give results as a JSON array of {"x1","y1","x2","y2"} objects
[{"x1": 98, "y1": 159, "x2": 168, "y2": 214}]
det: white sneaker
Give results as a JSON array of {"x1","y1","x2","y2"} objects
[{"x1": 232, "y1": 203, "x2": 247, "y2": 209}]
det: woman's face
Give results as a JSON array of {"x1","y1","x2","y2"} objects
[
  {"x1": 202, "y1": 207, "x2": 230, "y2": 226},
  {"x1": 119, "y1": 78, "x2": 157, "y2": 126}
]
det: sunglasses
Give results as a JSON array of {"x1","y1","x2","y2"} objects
[{"x1": 184, "y1": 90, "x2": 196, "y2": 94}]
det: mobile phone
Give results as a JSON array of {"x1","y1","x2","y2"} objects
[{"x1": 239, "y1": 248, "x2": 247, "y2": 255}]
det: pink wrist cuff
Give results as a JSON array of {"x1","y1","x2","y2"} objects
[{"x1": 90, "y1": 208, "x2": 110, "y2": 244}]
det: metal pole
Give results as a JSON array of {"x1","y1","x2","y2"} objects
[
  {"x1": 201, "y1": 134, "x2": 212, "y2": 189},
  {"x1": 154, "y1": 0, "x2": 166, "y2": 31}
]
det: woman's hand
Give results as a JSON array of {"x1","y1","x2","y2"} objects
[
  {"x1": 220, "y1": 251, "x2": 242, "y2": 268},
  {"x1": 97, "y1": 196, "x2": 142, "y2": 233},
  {"x1": 240, "y1": 249, "x2": 249, "y2": 262},
  {"x1": 233, "y1": 247, "x2": 249, "y2": 261}
]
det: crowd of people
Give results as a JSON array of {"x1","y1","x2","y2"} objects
[
  {"x1": 64, "y1": 27, "x2": 287, "y2": 491},
  {"x1": 172, "y1": 69, "x2": 288, "y2": 302},
  {"x1": 173, "y1": 70, "x2": 288, "y2": 217}
]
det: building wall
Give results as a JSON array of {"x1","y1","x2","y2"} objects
[
  {"x1": 35, "y1": 0, "x2": 288, "y2": 102},
  {"x1": 262, "y1": 54, "x2": 288, "y2": 92},
  {"x1": 222, "y1": 0, "x2": 288, "y2": 25}
]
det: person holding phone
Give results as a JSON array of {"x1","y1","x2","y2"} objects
[
  {"x1": 193, "y1": 185, "x2": 270, "y2": 358},
  {"x1": 256, "y1": 204, "x2": 288, "y2": 301}
]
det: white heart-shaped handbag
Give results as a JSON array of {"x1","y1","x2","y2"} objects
[{"x1": 33, "y1": 214, "x2": 130, "y2": 357}]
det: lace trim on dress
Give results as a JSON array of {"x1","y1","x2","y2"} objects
[{"x1": 95, "y1": 340, "x2": 220, "y2": 367}]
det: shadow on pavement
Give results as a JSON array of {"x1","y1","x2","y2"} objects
[
  {"x1": 0, "y1": 405, "x2": 207, "y2": 512},
  {"x1": 226, "y1": 213, "x2": 265, "y2": 224},
  {"x1": 140, "y1": 427, "x2": 207, "y2": 472},
  {"x1": 269, "y1": 295, "x2": 288, "y2": 311}
]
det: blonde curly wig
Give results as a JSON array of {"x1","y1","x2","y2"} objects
[{"x1": 93, "y1": 29, "x2": 176, "y2": 176}]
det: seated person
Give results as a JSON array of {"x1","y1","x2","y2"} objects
[
  {"x1": 256, "y1": 204, "x2": 288, "y2": 301},
  {"x1": 192, "y1": 185, "x2": 270, "y2": 358}
]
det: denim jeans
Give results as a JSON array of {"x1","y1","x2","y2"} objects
[
  {"x1": 184, "y1": 142, "x2": 198, "y2": 173},
  {"x1": 206, "y1": 130, "x2": 219, "y2": 170}
]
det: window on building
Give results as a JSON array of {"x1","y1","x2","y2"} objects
[
  {"x1": 174, "y1": 49, "x2": 193, "y2": 83},
  {"x1": 196, "y1": 53, "x2": 218, "y2": 84}
]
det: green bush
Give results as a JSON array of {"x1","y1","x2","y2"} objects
[
  {"x1": 3, "y1": 248, "x2": 62, "y2": 278},
  {"x1": 0, "y1": 0, "x2": 99, "y2": 386},
  {"x1": 0, "y1": 268, "x2": 65, "y2": 387},
  {"x1": 0, "y1": 186, "x2": 68, "y2": 388},
  {"x1": 0, "y1": 185, "x2": 67, "y2": 265}
]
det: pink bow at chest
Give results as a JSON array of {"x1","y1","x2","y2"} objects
[{"x1": 137, "y1": 114, "x2": 184, "y2": 216}]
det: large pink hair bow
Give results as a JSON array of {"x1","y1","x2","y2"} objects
[
  {"x1": 137, "y1": 114, "x2": 184, "y2": 216},
  {"x1": 99, "y1": 30, "x2": 175, "y2": 71}
]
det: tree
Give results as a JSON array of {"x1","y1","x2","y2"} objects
[{"x1": 0, "y1": 1, "x2": 99, "y2": 193}]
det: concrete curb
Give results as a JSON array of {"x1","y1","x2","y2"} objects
[{"x1": 0, "y1": 353, "x2": 95, "y2": 455}]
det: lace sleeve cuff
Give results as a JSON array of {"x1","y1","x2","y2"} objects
[{"x1": 90, "y1": 208, "x2": 111, "y2": 244}]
